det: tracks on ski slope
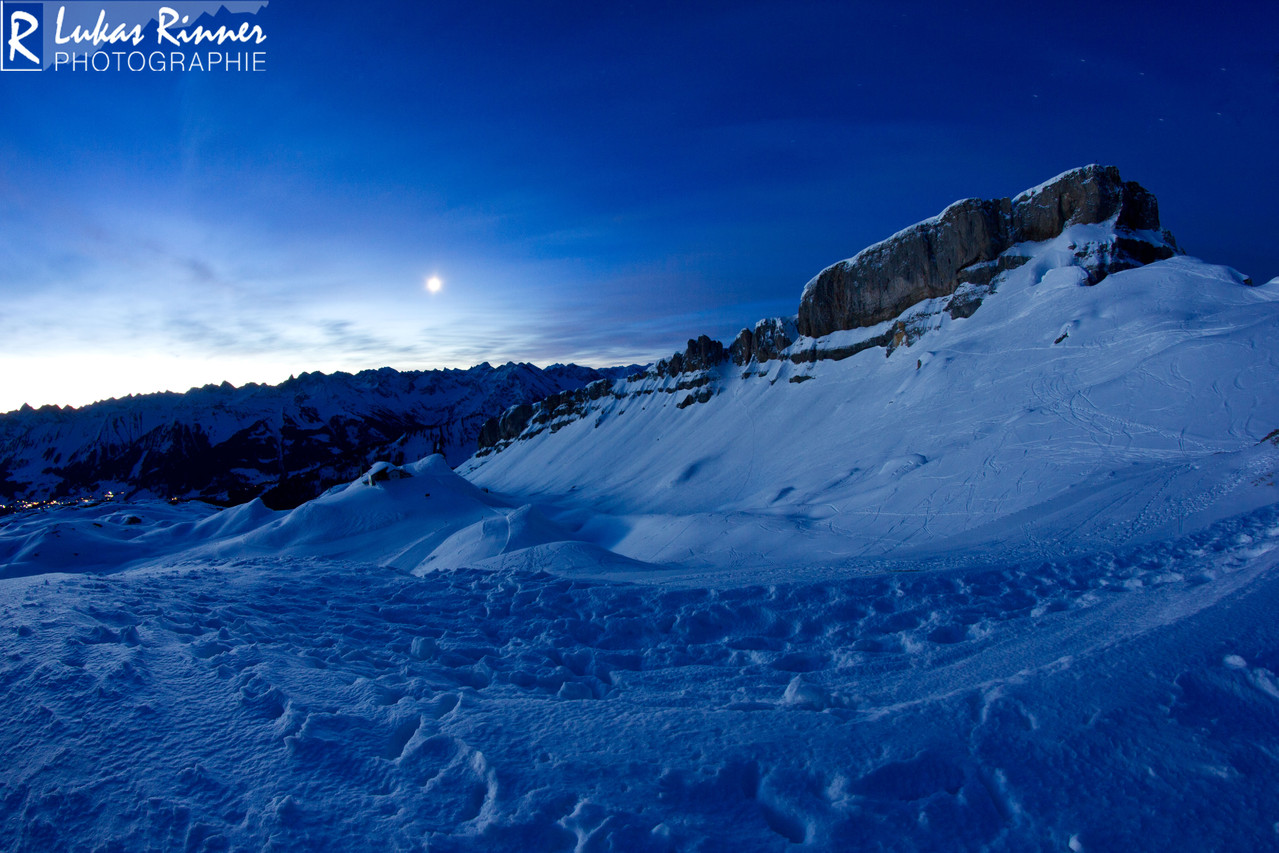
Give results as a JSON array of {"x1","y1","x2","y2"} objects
[{"x1": 1, "y1": 506, "x2": 1278, "y2": 850}]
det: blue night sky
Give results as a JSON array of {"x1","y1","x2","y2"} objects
[{"x1": 1, "y1": 0, "x2": 1275, "y2": 411}]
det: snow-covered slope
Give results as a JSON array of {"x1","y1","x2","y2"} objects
[
  {"x1": 2, "y1": 166, "x2": 1278, "y2": 851},
  {"x1": 0, "y1": 362, "x2": 636, "y2": 510},
  {"x1": 5, "y1": 233, "x2": 1273, "y2": 585},
  {"x1": 3, "y1": 507, "x2": 1278, "y2": 850},
  {"x1": 461, "y1": 245, "x2": 1278, "y2": 580},
  {"x1": 0, "y1": 455, "x2": 656, "y2": 582}
]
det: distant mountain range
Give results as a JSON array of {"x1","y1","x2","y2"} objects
[{"x1": 0, "y1": 362, "x2": 639, "y2": 510}]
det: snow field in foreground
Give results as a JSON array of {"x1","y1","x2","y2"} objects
[{"x1": 2, "y1": 504, "x2": 1279, "y2": 851}]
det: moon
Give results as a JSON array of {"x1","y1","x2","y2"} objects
[{"x1": 425, "y1": 275, "x2": 443, "y2": 293}]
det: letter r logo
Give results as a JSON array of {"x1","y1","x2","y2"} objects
[{"x1": 1, "y1": 2, "x2": 42, "y2": 70}]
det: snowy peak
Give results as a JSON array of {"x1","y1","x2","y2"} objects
[
  {"x1": 478, "y1": 166, "x2": 1185, "y2": 459},
  {"x1": 465, "y1": 166, "x2": 1277, "y2": 571},
  {"x1": 467, "y1": 251, "x2": 1278, "y2": 571},
  {"x1": 1011, "y1": 163, "x2": 1163, "y2": 240},
  {"x1": 798, "y1": 164, "x2": 1179, "y2": 338}
]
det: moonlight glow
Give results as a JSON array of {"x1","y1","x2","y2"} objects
[{"x1": 426, "y1": 276, "x2": 443, "y2": 293}]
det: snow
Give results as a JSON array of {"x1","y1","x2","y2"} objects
[
  {"x1": 1010, "y1": 163, "x2": 1105, "y2": 205},
  {"x1": 464, "y1": 242, "x2": 1279, "y2": 580},
  {"x1": 4, "y1": 509, "x2": 1279, "y2": 849},
  {"x1": 2, "y1": 231, "x2": 1279, "y2": 849},
  {"x1": 0, "y1": 361, "x2": 619, "y2": 506}
]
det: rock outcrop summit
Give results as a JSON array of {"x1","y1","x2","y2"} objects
[
  {"x1": 797, "y1": 164, "x2": 1177, "y2": 338},
  {"x1": 478, "y1": 165, "x2": 1185, "y2": 454}
]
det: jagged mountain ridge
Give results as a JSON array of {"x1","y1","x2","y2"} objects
[{"x1": 0, "y1": 362, "x2": 637, "y2": 509}]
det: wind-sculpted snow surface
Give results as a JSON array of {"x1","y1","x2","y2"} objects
[{"x1": 2, "y1": 506, "x2": 1279, "y2": 851}]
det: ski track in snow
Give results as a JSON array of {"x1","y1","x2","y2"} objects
[{"x1": 2, "y1": 506, "x2": 1279, "y2": 851}]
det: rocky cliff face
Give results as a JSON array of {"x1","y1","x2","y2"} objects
[
  {"x1": 729, "y1": 317, "x2": 798, "y2": 367},
  {"x1": 797, "y1": 165, "x2": 1177, "y2": 338}
]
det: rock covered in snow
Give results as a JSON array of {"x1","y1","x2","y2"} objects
[
  {"x1": 780, "y1": 676, "x2": 830, "y2": 711},
  {"x1": 360, "y1": 461, "x2": 412, "y2": 485},
  {"x1": 730, "y1": 317, "x2": 799, "y2": 366},
  {"x1": 478, "y1": 337, "x2": 733, "y2": 454},
  {"x1": 799, "y1": 197, "x2": 1012, "y2": 339},
  {"x1": 797, "y1": 164, "x2": 1179, "y2": 338},
  {"x1": 1012, "y1": 163, "x2": 1161, "y2": 242},
  {"x1": 475, "y1": 166, "x2": 1188, "y2": 454},
  {"x1": 477, "y1": 403, "x2": 536, "y2": 450},
  {"x1": 656, "y1": 335, "x2": 730, "y2": 377}
]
